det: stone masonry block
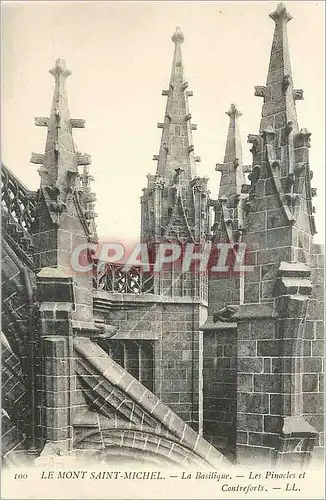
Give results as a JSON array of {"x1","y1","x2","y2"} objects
[
  {"x1": 303, "y1": 393, "x2": 324, "y2": 414},
  {"x1": 264, "y1": 415, "x2": 283, "y2": 433},
  {"x1": 238, "y1": 374, "x2": 253, "y2": 392},
  {"x1": 238, "y1": 392, "x2": 269, "y2": 414},
  {"x1": 237, "y1": 413, "x2": 263, "y2": 432},
  {"x1": 303, "y1": 358, "x2": 323, "y2": 373},
  {"x1": 238, "y1": 358, "x2": 263, "y2": 373},
  {"x1": 302, "y1": 374, "x2": 319, "y2": 393},
  {"x1": 238, "y1": 341, "x2": 256, "y2": 357}
]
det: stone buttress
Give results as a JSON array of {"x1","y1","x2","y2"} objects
[{"x1": 232, "y1": 3, "x2": 323, "y2": 465}]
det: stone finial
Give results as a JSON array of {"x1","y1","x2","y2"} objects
[
  {"x1": 49, "y1": 58, "x2": 72, "y2": 79},
  {"x1": 171, "y1": 26, "x2": 185, "y2": 44},
  {"x1": 226, "y1": 103, "x2": 242, "y2": 119},
  {"x1": 269, "y1": 2, "x2": 293, "y2": 24}
]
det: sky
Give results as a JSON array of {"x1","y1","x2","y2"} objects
[{"x1": 2, "y1": 1, "x2": 325, "y2": 244}]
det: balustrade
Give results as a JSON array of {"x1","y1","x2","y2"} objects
[
  {"x1": 1, "y1": 164, "x2": 36, "y2": 255},
  {"x1": 93, "y1": 262, "x2": 154, "y2": 294}
]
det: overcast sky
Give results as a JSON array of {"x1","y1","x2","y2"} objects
[{"x1": 2, "y1": 1, "x2": 325, "y2": 244}]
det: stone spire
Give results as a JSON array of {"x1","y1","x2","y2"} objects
[
  {"x1": 141, "y1": 27, "x2": 210, "y2": 266},
  {"x1": 258, "y1": 2, "x2": 300, "y2": 131},
  {"x1": 154, "y1": 27, "x2": 199, "y2": 183},
  {"x1": 247, "y1": 2, "x2": 316, "y2": 237},
  {"x1": 216, "y1": 104, "x2": 246, "y2": 201},
  {"x1": 254, "y1": 3, "x2": 304, "y2": 177},
  {"x1": 241, "y1": 1, "x2": 317, "y2": 302},
  {"x1": 31, "y1": 59, "x2": 92, "y2": 225}
]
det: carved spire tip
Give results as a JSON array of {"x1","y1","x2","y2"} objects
[
  {"x1": 269, "y1": 2, "x2": 293, "y2": 23},
  {"x1": 226, "y1": 103, "x2": 242, "y2": 119},
  {"x1": 172, "y1": 26, "x2": 184, "y2": 44},
  {"x1": 174, "y1": 167, "x2": 184, "y2": 176},
  {"x1": 49, "y1": 58, "x2": 72, "y2": 79}
]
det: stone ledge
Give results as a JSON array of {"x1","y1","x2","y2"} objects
[
  {"x1": 201, "y1": 315, "x2": 237, "y2": 332},
  {"x1": 233, "y1": 302, "x2": 277, "y2": 320},
  {"x1": 72, "y1": 320, "x2": 116, "y2": 336},
  {"x1": 109, "y1": 331, "x2": 159, "y2": 340},
  {"x1": 275, "y1": 277, "x2": 312, "y2": 297},
  {"x1": 278, "y1": 262, "x2": 311, "y2": 278},
  {"x1": 94, "y1": 290, "x2": 207, "y2": 306},
  {"x1": 39, "y1": 302, "x2": 73, "y2": 312},
  {"x1": 37, "y1": 267, "x2": 74, "y2": 279},
  {"x1": 282, "y1": 416, "x2": 318, "y2": 438},
  {"x1": 281, "y1": 277, "x2": 311, "y2": 289}
]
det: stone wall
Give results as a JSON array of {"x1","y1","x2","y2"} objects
[
  {"x1": 304, "y1": 243, "x2": 324, "y2": 460},
  {"x1": 236, "y1": 315, "x2": 279, "y2": 464},
  {"x1": 97, "y1": 339, "x2": 154, "y2": 392},
  {"x1": 73, "y1": 336, "x2": 229, "y2": 470},
  {"x1": 203, "y1": 327, "x2": 237, "y2": 460},
  {"x1": 93, "y1": 292, "x2": 206, "y2": 432},
  {"x1": 208, "y1": 273, "x2": 241, "y2": 315}
]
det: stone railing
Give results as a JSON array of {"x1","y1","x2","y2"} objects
[
  {"x1": 1, "y1": 163, "x2": 37, "y2": 257},
  {"x1": 93, "y1": 262, "x2": 155, "y2": 294}
]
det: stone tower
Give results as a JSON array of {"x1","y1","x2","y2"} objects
[
  {"x1": 235, "y1": 2, "x2": 323, "y2": 465},
  {"x1": 141, "y1": 27, "x2": 210, "y2": 432},
  {"x1": 204, "y1": 2, "x2": 323, "y2": 465},
  {"x1": 141, "y1": 27, "x2": 210, "y2": 274},
  {"x1": 30, "y1": 59, "x2": 98, "y2": 450},
  {"x1": 209, "y1": 103, "x2": 249, "y2": 313}
]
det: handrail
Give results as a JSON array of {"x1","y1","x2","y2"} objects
[
  {"x1": 1, "y1": 163, "x2": 34, "y2": 194},
  {"x1": 1, "y1": 163, "x2": 37, "y2": 235}
]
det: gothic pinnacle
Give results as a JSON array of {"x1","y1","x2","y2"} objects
[
  {"x1": 31, "y1": 58, "x2": 90, "y2": 196},
  {"x1": 266, "y1": 2, "x2": 294, "y2": 89},
  {"x1": 154, "y1": 28, "x2": 197, "y2": 182},
  {"x1": 223, "y1": 103, "x2": 243, "y2": 167},
  {"x1": 253, "y1": 0, "x2": 300, "y2": 152},
  {"x1": 247, "y1": 1, "x2": 315, "y2": 233},
  {"x1": 216, "y1": 103, "x2": 245, "y2": 200}
]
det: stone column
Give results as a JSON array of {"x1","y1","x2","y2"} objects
[{"x1": 37, "y1": 269, "x2": 75, "y2": 452}]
